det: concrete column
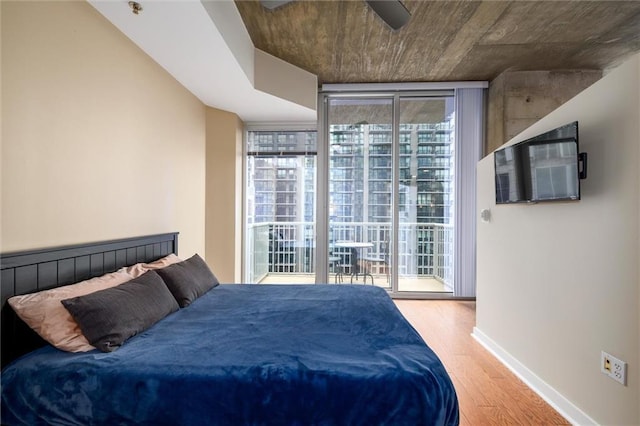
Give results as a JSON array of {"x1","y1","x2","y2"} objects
[{"x1": 486, "y1": 70, "x2": 602, "y2": 155}]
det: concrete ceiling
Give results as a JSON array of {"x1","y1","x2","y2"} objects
[
  {"x1": 89, "y1": 1, "x2": 640, "y2": 123},
  {"x1": 235, "y1": 0, "x2": 640, "y2": 84}
]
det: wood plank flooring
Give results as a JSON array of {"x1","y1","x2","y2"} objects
[{"x1": 394, "y1": 300, "x2": 569, "y2": 425}]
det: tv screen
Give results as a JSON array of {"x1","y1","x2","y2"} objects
[
  {"x1": 494, "y1": 145, "x2": 525, "y2": 203},
  {"x1": 494, "y1": 121, "x2": 584, "y2": 204},
  {"x1": 526, "y1": 139, "x2": 579, "y2": 201}
]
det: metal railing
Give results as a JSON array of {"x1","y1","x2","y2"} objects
[{"x1": 247, "y1": 221, "x2": 453, "y2": 287}]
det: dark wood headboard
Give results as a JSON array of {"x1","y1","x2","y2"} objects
[{"x1": 0, "y1": 232, "x2": 179, "y2": 368}]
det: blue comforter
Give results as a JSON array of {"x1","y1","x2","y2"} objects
[{"x1": 1, "y1": 284, "x2": 459, "y2": 425}]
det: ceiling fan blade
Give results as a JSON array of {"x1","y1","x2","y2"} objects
[
  {"x1": 365, "y1": 0, "x2": 411, "y2": 31},
  {"x1": 260, "y1": 0, "x2": 294, "y2": 10}
]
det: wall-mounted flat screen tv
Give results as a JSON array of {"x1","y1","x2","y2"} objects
[
  {"x1": 494, "y1": 121, "x2": 587, "y2": 204},
  {"x1": 494, "y1": 145, "x2": 525, "y2": 203}
]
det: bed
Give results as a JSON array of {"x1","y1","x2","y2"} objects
[{"x1": 0, "y1": 233, "x2": 459, "y2": 425}]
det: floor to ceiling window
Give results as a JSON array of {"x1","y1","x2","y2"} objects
[
  {"x1": 397, "y1": 97, "x2": 456, "y2": 293},
  {"x1": 327, "y1": 98, "x2": 395, "y2": 290},
  {"x1": 325, "y1": 95, "x2": 456, "y2": 296},
  {"x1": 318, "y1": 84, "x2": 485, "y2": 298},
  {"x1": 244, "y1": 83, "x2": 485, "y2": 298},
  {"x1": 245, "y1": 129, "x2": 317, "y2": 284}
]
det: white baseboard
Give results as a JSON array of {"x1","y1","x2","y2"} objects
[{"x1": 471, "y1": 327, "x2": 598, "y2": 426}]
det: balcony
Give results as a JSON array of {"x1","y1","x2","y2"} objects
[{"x1": 246, "y1": 222, "x2": 453, "y2": 293}]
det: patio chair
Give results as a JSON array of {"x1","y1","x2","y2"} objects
[
  {"x1": 349, "y1": 247, "x2": 374, "y2": 285},
  {"x1": 329, "y1": 254, "x2": 344, "y2": 283},
  {"x1": 361, "y1": 240, "x2": 390, "y2": 284}
]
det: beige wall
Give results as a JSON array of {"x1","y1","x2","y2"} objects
[
  {"x1": 476, "y1": 54, "x2": 639, "y2": 425},
  {"x1": 205, "y1": 108, "x2": 243, "y2": 283},
  {"x1": 1, "y1": 1, "x2": 206, "y2": 257}
]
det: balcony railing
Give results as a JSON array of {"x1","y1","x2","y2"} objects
[{"x1": 247, "y1": 222, "x2": 453, "y2": 288}]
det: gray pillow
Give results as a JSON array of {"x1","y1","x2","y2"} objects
[
  {"x1": 155, "y1": 254, "x2": 219, "y2": 307},
  {"x1": 61, "y1": 270, "x2": 179, "y2": 352}
]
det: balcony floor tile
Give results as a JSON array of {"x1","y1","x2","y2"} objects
[{"x1": 257, "y1": 273, "x2": 450, "y2": 293}]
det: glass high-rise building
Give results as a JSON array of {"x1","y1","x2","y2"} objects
[
  {"x1": 246, "y1": 131, "x2": 317, "y2": 273},
  {"x1": 247, "y1": 131, "x2": 317, "y2": 225},
  {"x1": 329, "y1": 122, "x2": 454, "y2": 225},
  {"x1": 247, "y1": 123, "x2": 454, "y2": 226},
  {"x1": 246, "y1": 122, "x2": 454, "y2": 277}
]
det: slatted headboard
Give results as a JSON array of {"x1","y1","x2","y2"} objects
[{"x1": 0, "y1": 232, "x2": 179, "y2": 368}]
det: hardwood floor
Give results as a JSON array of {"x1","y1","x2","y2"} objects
[{"x1": 394, "y1": 300, "x2": 569, "y2": 425}]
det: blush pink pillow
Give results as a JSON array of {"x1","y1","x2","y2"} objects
[
  {"x1": 8, "y1": 269, "x2": 137, "y2": 352},
  {"x1": 8, "y1": 254, "x2": 183, "y2": 353},
  {"x1": 125, "y1": 253, "x2": 183, "y2": 277}
]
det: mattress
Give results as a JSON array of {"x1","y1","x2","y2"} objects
[{"x1": 1, "y1": 284, "x2": 459, "y2": 425}]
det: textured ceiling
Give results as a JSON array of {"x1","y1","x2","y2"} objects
[{"x1": 235, "y1": 0, "x2": 640, "y2": 85}]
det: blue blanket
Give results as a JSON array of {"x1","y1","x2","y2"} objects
[{"x1": 1, "y1": 285, "x2": 458, "y2": 425}]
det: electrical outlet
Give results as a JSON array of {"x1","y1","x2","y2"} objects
[{"x1": 601, "y1": 351, "x2": 627, "y2": 385}]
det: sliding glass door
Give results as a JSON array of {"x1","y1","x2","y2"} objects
[
  {"x1": 327, "y1": 98, "x2": 394, "y2": 288},
  {"x1": 397, "y1": 97, "x2": 455, "y2": 293},
  {"x1": 325, "y1": 94, "x2": 455, "y2": 295}
]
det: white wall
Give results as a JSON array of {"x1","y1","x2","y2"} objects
[
  {"x1": 475, "y1": 54, "x2": 639, "y2": 425},
  {"x1": 254, "y1": 49, "x2": 318, "y2": 112}
]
